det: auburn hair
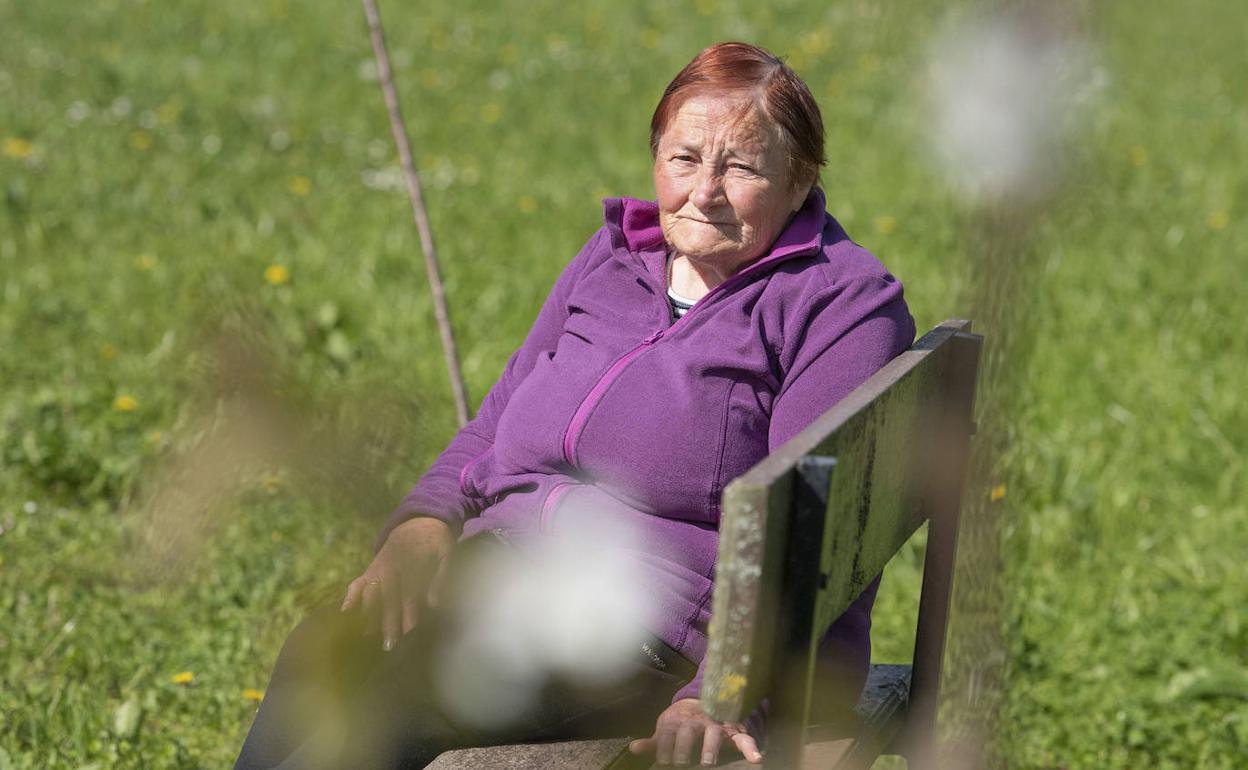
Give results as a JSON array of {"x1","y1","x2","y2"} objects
[{"x1": 649, "y1": 42, "x2": 825, "y2": 192}]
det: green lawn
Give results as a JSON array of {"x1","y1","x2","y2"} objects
[{"x1": 1, "y1": 0, "x2": 1244, "y2": 767}]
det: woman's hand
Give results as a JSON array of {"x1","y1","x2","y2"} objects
[
  {"x1": 340, "y1": 517, "x2": 454, "y2": 651},
  {"x1": 628, "y1": 698, "x2": 762, "y2": 767}
]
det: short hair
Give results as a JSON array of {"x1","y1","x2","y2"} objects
[{"x1": 649, "y1": 42, "x2": 826, "y2": 192}]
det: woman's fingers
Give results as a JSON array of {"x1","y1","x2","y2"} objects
[
  {"x1": 401, "y1": 597, "x2": 419, "y2": 636},
  {"x1": 729, "y1": 731, "x2": 763, "y2": 764},
  {"x1": 655, "y1": 722, "x2": 678, "y2": 766},
  {"x1": 699, "y1": 724, "x2": 723, "y2": 766},
  {"x1": 359, "y1": 577, "x2": 380, "y2": 612},
  {"x1": 627, "y1": 737, "x2": 656, "y2": 755},
  {"x1": 671, "y1": 722, "x2": 701, "y2": 766},
  {"x1": 340, "y1": 576, "x2": 365, "y2": 612},
  {"x1": 380, "y1": 576, "x2": 401, "y2": 652},
  {"x1": 401, "y1": 564, "x2": 423, "y2": 636},
  {"x1": 359, "y1": 577, "x2": 382, "y2": 636},
  {"x1": 628, "y1": 702, "x2": 753, "y2": 767},
  {"x1": 426, "y1": 554, "x2": 452, "y2": 609}
]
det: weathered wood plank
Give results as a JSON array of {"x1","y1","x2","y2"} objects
[
  {"x1": 428, "y1": 737, "x2": 634, "y2": 770},
  {"x1": 699, "y1": 468, "x2": 794, "y2": 715},
  {"x1": 702, "y1": 320, "x2": 975, "y2": 722},
  {"x1": 814, "y1": 335, "x2": 962, "y2": 636}
]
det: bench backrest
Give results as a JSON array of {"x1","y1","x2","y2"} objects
[{"x1": 700, "y1": 319, "x2": 981, "y2": 765}]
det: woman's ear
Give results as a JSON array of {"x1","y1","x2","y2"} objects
[{"x1": 790, "y1": 173, "x2": 815, "y2": 212}]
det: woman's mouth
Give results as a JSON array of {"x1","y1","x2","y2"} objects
[{"x1": 682, "y1": 215, "x2": 735, "y2": 226}]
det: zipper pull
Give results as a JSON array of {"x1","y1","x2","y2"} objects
[{"x1": 643, "y1": 329, "x2": 664, "y2": 345}]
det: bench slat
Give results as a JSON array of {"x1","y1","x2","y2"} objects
[
  {"x1": 430, "y1": 664, "x2": 911, "y2": 769},
  {"x1": 427, "y1": 737, "x2": 635, "y2": 770}
]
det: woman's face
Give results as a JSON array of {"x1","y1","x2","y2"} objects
[{"x1": 653, "y1": 92, "x2": 809, "y2": 275}]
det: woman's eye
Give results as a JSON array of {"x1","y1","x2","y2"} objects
[
  {"x1": 672, "y1": 154, "x2": 696, "y2": 163},
  {"x1": 729, "y1": 163, "x2": 756, "y2": 173}
]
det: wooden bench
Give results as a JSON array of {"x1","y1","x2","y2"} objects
[{"x1": 430, "y1": 319, "x2": 982, "y2": 770}]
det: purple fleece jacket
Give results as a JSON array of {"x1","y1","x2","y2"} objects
[{"x1": 379, "y1": 188, "x2": 915, "y2": 707}]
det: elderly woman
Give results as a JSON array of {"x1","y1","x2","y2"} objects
[{"x1": 236, "y1": 42, "x2": 913, "y2": 769}]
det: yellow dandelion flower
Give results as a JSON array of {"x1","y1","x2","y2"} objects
[
  {"x1": 288, "y1": 176, "x2": 312, "y2": 197},
  {"x1": 271, "y1": 530, "x2": 283, "y2": 542},
  {"x1": 858, "y1": 53, "x2": 881, "y2": 75},
  {"x1": 242, "y1": 688, "x2": 265, "y2": 702},
  {"x1": 639, "y1": 28, "x2": 661, "y2": 49},
  {"x1": 113, "y1": 395, "x2": 139, "y2": 412},
  {"x1": 990, "y1": 484, "x2": 1007, "y2": 502},
  {"x1": 134, "y1": 253, "x2": 157, "y2": 271},
  {"x1": 499, "y1": 44, "x2": 520, "y2": 66},
  {"x1": 2, "y1": 137, "x2": 33, "y2": 159},
  {"x1": 99, "y1": 343, "x2": 118, "y2": 361},
  {"x1": 156, "y1": 101, "x2": 180, "y2": 125},
  {"x1": 264, "y1": 264, "x2": 291, "y2": 286},
  {"x1": 480, "y1": 103, "x2": 502, "y2": 125},
  {"x1": 171, "y1": 671, "x2": 194, "y2": 685},
  {"x1": 874, "y1": 215, "x2": 897, "y2": 235},
  {"x1": 518, "y1": 195, "x2": 538, "y2": 214},
  {"x1": 129, "y1": 130, "x2": 152, "y2": 151},
  {"x1": 1129, "y1": 145, "x2": 1148, "y2": 167},
  {"x1": 694, "y1": 0, "x2": 717, "y2": 16},
  {"x1": 1207, "y1": 210, "x2": 1229, "y2": 231}
]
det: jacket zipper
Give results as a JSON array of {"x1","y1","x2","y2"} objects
[
  {"x1": 560, "y1": 247, "x2": 807, "y2": 468},
  {"x1": 562, "y1": 329, "x2": 665, "y2": 465},
  {"x1": 539, "y1": 481, "x2": 577, "y2": 533}
]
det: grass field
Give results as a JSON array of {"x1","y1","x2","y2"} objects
[{"x1": 2, "y1": 0, "x2": 1245, "y2": 767}]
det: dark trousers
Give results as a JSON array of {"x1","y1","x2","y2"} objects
[{"x1": 235, "y1": 538, "x2": 695, "y2": 769}]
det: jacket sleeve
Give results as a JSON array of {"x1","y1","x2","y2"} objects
[
  {"x1": 669, "y1": 273, "x2": 916, "y2": 709},
  {"x1": 374, "y1": 227, "x2": 612, "y2": 550}
]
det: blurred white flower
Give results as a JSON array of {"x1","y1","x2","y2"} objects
[
  {"x1": 361, "y1": 166, "x2": 405, "y2": 192},
  {"x1": 434, "y1": 513, "x2": 656, "y2": 730},
  {"x1": 925, "y1": 6, "x2": 1097, "y2": 202},
  {"x1": 357, "y1": 58, "x2": 379, "y2": 83},
  {"x1": 66, "y1": 101, "x2": 91, "y2": 124},
  {"x1": 488, "y1": 69, "x2": 512, "y2": 91}
]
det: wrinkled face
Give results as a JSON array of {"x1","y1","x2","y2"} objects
[{"x1": 653, "y1": 92, "x2": 809, "y2": 273}]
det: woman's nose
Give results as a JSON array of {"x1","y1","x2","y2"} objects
[{"x1": 690, "y1": 166, "x2": 725, "y2": 208}]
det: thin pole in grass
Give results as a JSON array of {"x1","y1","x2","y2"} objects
[{"x1": 361, "y1": 0, "x2": 470, "y2": 427}]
